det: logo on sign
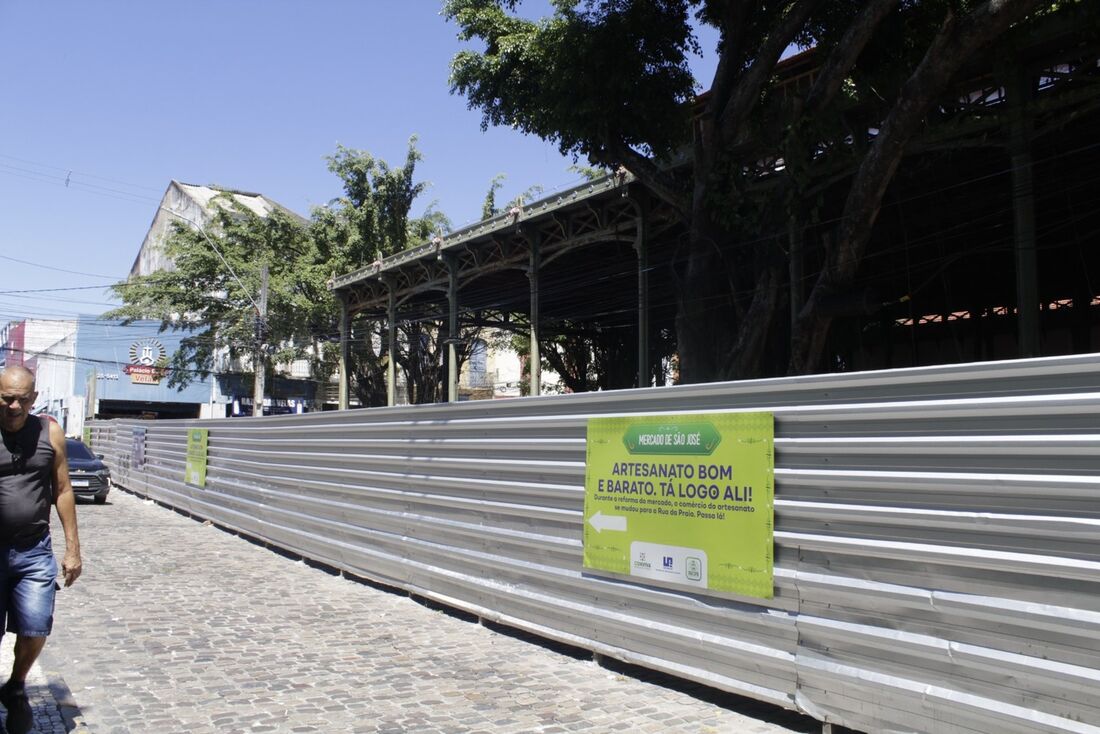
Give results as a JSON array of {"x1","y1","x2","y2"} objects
[{"x1": 124, "y1": 338, "x2": 168, "y2": 385}]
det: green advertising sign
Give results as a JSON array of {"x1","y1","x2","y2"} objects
[
  {"x1": 184, "y1": 428, "x2": 209, "y2": 488},
  {"x1": 584, "y1": 412, "x2": 774, "y2": 599},
  {"x1": 82, "y1": 426, "x2": 92, "y2": 447}
]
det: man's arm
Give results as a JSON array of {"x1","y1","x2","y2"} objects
[{"x1": 49, "y1": 421, "x2": 82, "y2": 587}]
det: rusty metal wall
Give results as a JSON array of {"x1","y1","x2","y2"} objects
[{"x1": 90, "y1": 353, "x2": 1100, "y2": 733}]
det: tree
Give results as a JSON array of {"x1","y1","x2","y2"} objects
[
  {"x1": 569, "y1": 163, "x2": 611, "y2": 182},
  {"x1": 315, "y1": 139, "x2": 461, "y2": 405},
  {"x1": 479, "y1": 173, "x2": 545, "y2": 219},
  {"x1": 481, "y1": 173, "x2": 507, "y2": 220},
  {"x1": 106, "y1": 195, "x2": 318, "y2": 399},
  {"x1": 540, "y1": 325, "x2": 637, "y2": 392},
  {"x1": 445, "y1": 0, "x2": 1056, "y2": 381},
  {"x1": 109, "y1": 139, "x2": 458, "y2": 409}
]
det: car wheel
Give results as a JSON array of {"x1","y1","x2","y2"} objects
[{"x1": 94, "y1": 494, "x2": 108, "y2": 505}]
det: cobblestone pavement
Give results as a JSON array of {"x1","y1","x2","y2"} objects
[
  {"x1": 31, "y1": 488, "x2": 820, "y2": 734},
  {"x1": 0, "y1": 635, "x2": 78, "y2": 734}
]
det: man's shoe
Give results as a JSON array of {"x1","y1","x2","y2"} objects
[{"x1": 0, "y1": 681, "x2": 32, "y2": 734}]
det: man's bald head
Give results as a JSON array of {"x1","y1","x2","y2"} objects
[
  {"x1": 0, "y1": 365, "x2": 35, "y2": 391},
  {"x1": 0, "y1": 365, "x2": 38, "y2": 432}
]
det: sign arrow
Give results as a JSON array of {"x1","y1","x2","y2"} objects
[{"x1": 588, "y1": 511, "x2": 627, "y2": 533}]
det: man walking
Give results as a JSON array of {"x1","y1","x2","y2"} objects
[{"x1": 0, "y1": 365, "x2": 82, "y2": 734}]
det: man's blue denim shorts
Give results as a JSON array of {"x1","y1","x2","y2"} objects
[{"x1": 1, "y1": 532, "x2": 58, "y2": 638}]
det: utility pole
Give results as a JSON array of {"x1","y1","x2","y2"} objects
[
  {"x1": 253, "y1": 264, "x2": 269, "y2": 417},
  {"x1": 85, "y1": 368, "x2": 97, "y2": 420}
]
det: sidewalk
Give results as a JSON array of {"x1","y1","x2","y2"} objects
[
  {"x1": 15, "y1": 489, "x2": 820, "y2": 734},
  {"x1": 0, "y1": 635, "x2": 86, "y2": 734}
]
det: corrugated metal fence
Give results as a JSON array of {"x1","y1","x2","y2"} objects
[{"x1": 90, "y1": 354, "x2": 1100, "y2": 734}]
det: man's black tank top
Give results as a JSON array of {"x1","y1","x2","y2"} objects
[{"x1": 0, "y1": 416, "x2": 54, "y2": 546}]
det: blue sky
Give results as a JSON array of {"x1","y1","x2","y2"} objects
[{"x1": 0, "y1": 1, "x2": 716, "y2": 323}]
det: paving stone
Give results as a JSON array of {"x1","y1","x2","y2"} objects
[
  {"x1": 0, "y1": 636, "x2": 73, "y2": 734},
  {"x1": 15, "y1": 489, "x2": 823, "y2": 733}
]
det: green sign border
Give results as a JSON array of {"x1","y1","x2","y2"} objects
[
  {"x1": 184, "y1": 428, "x2": 209, "y2": 488},
  {"x1": 583, "y1": 412, "x2": 774, "y2": 599}
]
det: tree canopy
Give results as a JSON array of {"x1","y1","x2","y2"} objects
[
  {"x1": 316, "y1": 139, "x2": 460, "y2": 405},
  {"x1": 106, "y1": 139, "x2": 459, "y2": 406},
  {"x1": 446, "y1": 0, "x2": 1075, "y2": 381},
  {"x1": 106, "y1": 198, "x2": 316, "y2": 390}
]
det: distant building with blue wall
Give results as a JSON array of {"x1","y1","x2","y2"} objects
[
  {"x1": 75, "y1": 319, "x2": 218, "y2": 421},
  {"x1": 22, "y1": 316, "x2": 316, "y2": 435}
]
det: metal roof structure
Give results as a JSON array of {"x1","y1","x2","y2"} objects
[
  {"x1": 329, "y1": 170, "x2": 686, "y2": 405},
  {"x1": 331, "y1": 171, "x2": 680, "y2": 323}
]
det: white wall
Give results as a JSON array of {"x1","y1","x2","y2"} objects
[{"x1": 28, "y1": 319, "x2": 77, "y2": 417}]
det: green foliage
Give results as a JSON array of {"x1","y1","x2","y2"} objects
[
  {"x1": 568, "y1": 163, "x2": 610, "y2": 181},
  {"x1": 106, "y1": 196, "x2": 317, "y2": 389},
  {"x1": 482, "y1": 173, "x2": 506, "y2": 219},
  {"x1": 496, "y1": 317, "x2": 672, "y2": 394},
  {"x1": 480, "y1": 173, "x2": 546, "y2": 220},
  {"x1": 509, "y1": 183, "x2": 545, "y2": 209},
  {"x1": 408, "y1": 205, "x2": 452, "y2": 243},
  {"x1": 107, "y1": 138, "x2": 453, "y2": 404},
  {"x1": 315, "y1": 138, "x2": 457, "y2": 405},
  {"x1": 445, "y1": 0, "x2": 697, "y2": 161},
  {"x1": 448, "y1": 0, "x2": 1058, "y2": 381},
  {"x1": 324, "y1": 138, "x2": 440, "y2": 260}
]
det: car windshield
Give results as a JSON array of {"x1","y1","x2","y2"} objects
[{"x1": 66, "y1": 440, "x2": 96, "y2": 461}]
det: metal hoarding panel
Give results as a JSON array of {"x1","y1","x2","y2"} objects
[{"x1": 90, "y1": 353, "x2": 1100, "y2": 733}]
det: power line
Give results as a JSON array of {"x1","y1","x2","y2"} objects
[
  {"x1": 0, "y1": 285, "x2": 123, "y2": 295},
  {"x1": 0, "y1": 153, "x2": 163, "y2": 193},
  {"x1": 0, "y1": 163, "x2": 156, "y2": 207},
  {"x1": 154, "y1": 206, "x2": 265, "y2": 316},
  {"x1": 0, "y1": 254, "x2": 120, "y2": 281}
]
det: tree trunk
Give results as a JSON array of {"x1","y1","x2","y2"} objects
[
  {"x1": 788, "y1": 0, "x2": 1045, "y2": 375},
  {"x1": 675, "y1": 211, "x2": 736, "y2": 383}
]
